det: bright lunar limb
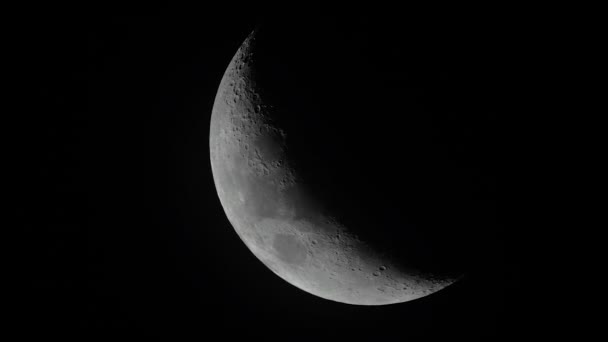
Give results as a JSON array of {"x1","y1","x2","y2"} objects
[{"x1": 209, "y1": 30, "x2": 461, "y2": 305}]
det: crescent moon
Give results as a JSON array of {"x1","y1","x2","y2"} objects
[{"x1": 209, "y1": 30, "x2": 459, "y2": 305}]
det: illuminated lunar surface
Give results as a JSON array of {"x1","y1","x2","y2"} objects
[{"x1": 209, "y1": 30, "x2": 460, "y2": 305}]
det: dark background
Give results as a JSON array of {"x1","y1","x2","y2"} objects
[{"x1": 16, "y1": 5, "x2": 540, "y2": 338}]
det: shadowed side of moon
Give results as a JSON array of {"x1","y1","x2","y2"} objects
[{"x1": 208, "y1": 26, "x2": 476, "y2": 305}]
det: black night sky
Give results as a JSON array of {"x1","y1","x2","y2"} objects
[{"x1": 17, "y1": 6, "x2": 541, "y2": 338}]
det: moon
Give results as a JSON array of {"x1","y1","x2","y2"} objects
[{"x1": 209, "y1": 29, "x2": 465, "y2": 305}]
